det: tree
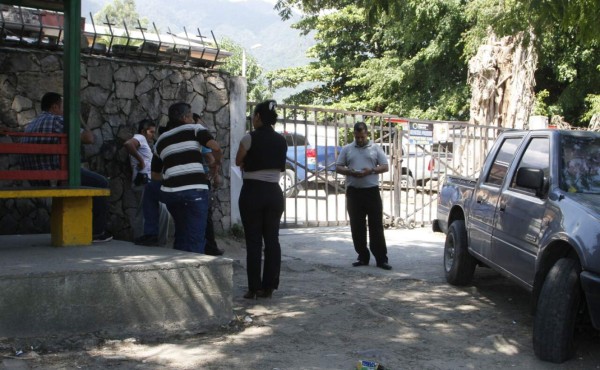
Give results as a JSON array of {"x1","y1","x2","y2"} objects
[
  {"x1": 462, "y1": 0, "x2": 600, "y2": 50},
  {"x1": 276, "y1": 0, "x2": 600, "y2": 46},
  {"x1": 274, "y1": 0, "x2": 599, "y2": 126},
  {"x1": 268, "y1": 5, "x2": 379, "y2": 108},
  {"x1": 463, "y1": 0, "x2": 600, "y2": 126},
  {"x1": 269, "y1": 1, "x2": 471, "y2": 121},
  {"x1": 218, "y1": 38, "x2": 272, "y2": 102},
  {"x1": 93, "y1": 0, "x2": 149, "y2": 32}
]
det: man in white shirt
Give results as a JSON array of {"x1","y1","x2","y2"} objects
[{"x1": 125, "y1": 119, "x2": 167, "y2": 244}]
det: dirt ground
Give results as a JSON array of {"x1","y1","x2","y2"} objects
[{"x1": 1, "y1": 228, "x2": 599, "y2": 370}]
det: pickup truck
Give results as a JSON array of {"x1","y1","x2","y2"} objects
[
  {"x1": 433, "y1": 129, "x2": 600, "y2": 363},
  {"x1": 279, "y1": 131, "x2": 340, "y2": 197}
]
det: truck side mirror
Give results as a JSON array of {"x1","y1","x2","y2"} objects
[{"x1": 516, "y1": 167, "x2": 545, "y2": 196}]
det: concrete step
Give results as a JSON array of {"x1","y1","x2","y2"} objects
[
  {"x1": 1, "y1": 358, "x2": 31, "y2": 370},
  {"x1": 0, "y1": 235, "x2": 233, "y2": 341}
]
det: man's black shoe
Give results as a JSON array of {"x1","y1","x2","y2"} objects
[
  {"x1": 205, "y1": 247, "x2": 225, "y2": 256},
  {"x1": 377, "y1": 262, "x2": 392, "y2": 270},
  {"x1": 352, "y1": 260, "x2": 369, "y2": 267}
]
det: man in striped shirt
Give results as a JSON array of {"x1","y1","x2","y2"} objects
[{"x1": 151, "y1": 102, "x2": 222, "y2": 253}]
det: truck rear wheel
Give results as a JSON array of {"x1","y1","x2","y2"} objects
[
  {"x1": 444, "y1": 220, "x2": 476, "y2": 286},
  {"x1": 279, "y1": 169, "x2": 299, "y2": 198},
  {"x1": 533, "y1": 258, "x2": 582, "y2": 363}
]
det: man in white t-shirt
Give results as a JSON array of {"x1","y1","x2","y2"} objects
[
  {"x1": 126, "y1": 119, "x2": 155, "y2": 187},
  {"x1": 125, "y1": 119, "x2": 159, "y2": 241}
]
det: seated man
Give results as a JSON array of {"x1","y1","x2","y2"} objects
[{"x1": 21, "y1": 92, "x2": 112, "y2": 242}]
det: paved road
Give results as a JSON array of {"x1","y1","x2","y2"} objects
[
  {"x1": 279, "y1": 226, "x2": 447, "y2": 282},
  {"x1": 4, "y1": 227, "x2": 599, "y2": 369}
]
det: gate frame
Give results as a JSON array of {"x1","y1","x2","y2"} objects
[{"x1": 242, "y1": 102, "x2": 504, "y2": 229}]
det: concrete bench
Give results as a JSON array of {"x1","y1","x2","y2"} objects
[{"x1": 0, "y1": 131, "x2": 110, "y2": 246}]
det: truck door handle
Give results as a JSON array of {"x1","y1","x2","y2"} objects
[{"x1": 476, "y1": 195, "x2": 485, "y2": 204}]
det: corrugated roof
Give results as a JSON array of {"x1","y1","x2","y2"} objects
[{"x1": 2, "y1": 0, "x2": 66, "y2": 12}]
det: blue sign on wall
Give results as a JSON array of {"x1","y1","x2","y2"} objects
[{"x1": 409, "y1": 122, "x2": 433, "y2": 145}]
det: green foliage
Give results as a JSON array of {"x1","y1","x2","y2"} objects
[
  {"x1": 276, "y1": 0, "x2": 599, "y2": 46},
  {"x1": 532, "y1": 90, "x2": 550, "y2": 116},
  {"x1": 93, "y1": 0, "x2": 149, "y2": 31},
  {"x1": 532, "y1": 90, "x2": 562, "y2": 118},
  {"x1": 583, "y1": 95, "x2": 600, "y2": 123},
  {"x1": 96, "y1": 35, "x2": 143, "y2": 48},
  {"x1": 270, "y1": 1, "x2": 470, "y2": 121},
  {"x1": 92, "y1": 0, "x2": 150, "y2": 48},
  {"x1": 536, "y1": 0, "x2": 600, "y2": 46},
  {"x1": 218, "y1": 38, "x2": 272, "y2": 102},
  {"x1": 337, "y1": 123, "x2": 391, "y2": 147},
  {"x1": 535, "y1": 30, "x2": 600, "y2": 126},
  {"x1": 337, "y1": 127, "x2": 353, "y2": 146}
]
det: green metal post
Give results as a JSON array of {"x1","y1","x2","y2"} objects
[{"x1": 64, "y1": 0, "x2": 82, "y2": 186}]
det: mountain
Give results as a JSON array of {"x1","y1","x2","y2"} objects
[{"x1": 82, "y1": 0, "x2": 314, "y2": 92}]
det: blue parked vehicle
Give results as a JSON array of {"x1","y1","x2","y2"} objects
[{"x1": 279, "y1": 131, "x2": 341, "y2": 197}]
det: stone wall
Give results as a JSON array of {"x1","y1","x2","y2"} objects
[{"x1": 0, "y1": 47, "x2": 236, "y2": 240}]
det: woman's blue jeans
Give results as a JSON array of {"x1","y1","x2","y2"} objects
[
  {"x1": 159, "y1": 188, "x2": 209, "y2": 253},
  {"x1": 139, "y1": 180, "x2": 170, "y2": 244}
]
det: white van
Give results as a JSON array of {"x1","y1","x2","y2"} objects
[{"x1": 380, "y1": 141, "x2": 453, "y2": 189}]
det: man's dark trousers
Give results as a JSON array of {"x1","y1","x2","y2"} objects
[{"x1": 346, "y1": 186, "x2": 388, "y2": 265}]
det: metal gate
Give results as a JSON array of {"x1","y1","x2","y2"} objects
[{"x1": 246, "y1": 103, "x2": 504, "y2": 229}]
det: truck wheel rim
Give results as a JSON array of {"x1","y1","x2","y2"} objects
[
  {"x1": 279, "y1": 171, "x2": 294, "y2": 195},
  {"x1": 445, "y1": 238, "x2": 455, "y2": 272}
]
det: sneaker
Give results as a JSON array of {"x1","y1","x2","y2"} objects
[
  {"x1": 92, "y1": 232, "x2": 113, "y2": 243},
  {"x1": 134, "y1": 234, "x2": 159, "y2": 246}
]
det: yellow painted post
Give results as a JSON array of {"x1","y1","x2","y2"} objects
[{"x1": 50, "y1": 197, "x2": 93, "y2": 246}]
